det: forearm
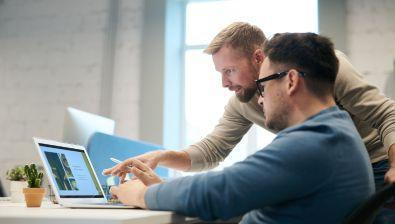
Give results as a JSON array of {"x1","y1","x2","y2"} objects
[
  {"x1": 184, "y1": 96, "x2": 253, "y2": 171},
  {"x1": 184, "y1": 129, "x2": 251, "y2": 172},
  {"x1": 158, "y1": 150, "x2": 191, "y2": 171},
  {"x1": 388, "y1": 144, "x2": 395, "y2": 166},
  {"x1": 383, "y1": 144, "x2": 395, "y2": 183},
  {"x1": 144, "y1": 166, "x2": 259, "y2": 220},
  {"x1": 144, "y1": 141, "x2": 324, "y2": 221}
]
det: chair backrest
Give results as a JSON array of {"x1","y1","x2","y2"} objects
[
  {"x1": 87, "y1": 132, "x2": 169, "y2": 189},
  {"x1": 344, "y1": 182, "x2": 395, "y2": 224}
]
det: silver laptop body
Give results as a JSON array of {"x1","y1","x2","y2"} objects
[{"x1": 33, "y1": 138, "x2": 134, "y2": 209}]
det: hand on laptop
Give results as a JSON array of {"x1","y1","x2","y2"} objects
[
  {"x1": 127, "y1": 159, "x2": 162, "y2": 186},
  {"x1": 110, "y1": 179, "x2": 148, "y2": 208},
  {"x1": 109, "y1": 159, "x2": 162, "y2": 208},
  {"x1": 103, "y1": 158, "x2": 162, "y2": 186}
]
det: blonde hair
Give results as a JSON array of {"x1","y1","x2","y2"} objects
[{"x1": 204, "y1": 22, "x2": 266, "y2": 57}]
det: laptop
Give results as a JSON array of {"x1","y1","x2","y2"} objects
[{"x1": 33, "y1": 138, "x2": 134, "y2": 208}]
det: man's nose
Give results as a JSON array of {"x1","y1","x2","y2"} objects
[
  {"x1": 257, "y1": 95, "x2": 264, "y2": 106},
  {"x1": 222, "y1": 74, "x2": 231, "y2": 88}
]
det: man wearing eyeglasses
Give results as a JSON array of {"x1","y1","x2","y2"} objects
[
  {"x1": 108, "y1": 33, "x2": 374, "y2": 224},
  {"x1": 116, "y1": 22, "x2": 395, "y2": 189}
]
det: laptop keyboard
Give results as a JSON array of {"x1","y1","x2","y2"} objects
[
  {"x1": 107, "y1": 199, "x2": 122, "y2": 204},
  {"x1": 85, "y1": 202, "x2": 123, "y2": 206}
]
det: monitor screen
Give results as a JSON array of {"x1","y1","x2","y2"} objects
[
  {"x1": 38, "y1": 143, "x2": 104, "y2": 198},
  {"x1": 63, "y1": 107, "x2": 115, "y2": 147}
]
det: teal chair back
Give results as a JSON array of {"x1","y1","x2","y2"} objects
[{"x1": 87, "y1": 132, "x2": 169, "y2": 192}]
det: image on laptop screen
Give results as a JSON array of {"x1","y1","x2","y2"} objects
[{"x1": 38, "y1": 143, "x2": 104, "y2": 198}]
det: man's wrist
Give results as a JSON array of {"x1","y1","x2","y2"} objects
[
  {"x1": 156, "y1": 150, "x2": 168, "y2": 166},
  {"x1": 388, "y1": 144, "x2": 395, "y2": 166},
  {"x1": 175, "y1": 150, "x2": 192, "y2": 171},
  {"x1": 158, "y1": 150, "x2": 191, "y2": 171},
  {"x1": 139, "y1": 186, "x2": 148, "y2": 208}
]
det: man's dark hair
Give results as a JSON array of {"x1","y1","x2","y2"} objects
[{"x1": 263, "y1": 32, "x2": 339, "y2": 98}]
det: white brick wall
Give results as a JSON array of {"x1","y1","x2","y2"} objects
[
  {"x1": 111, "y1": 0, "x2": 143, "y2": 138},
  {"x1": 346, "y1": 0, "x2": 395, "y2": 98},
  {"x1": 0, "y1": 0, "x2": 143, "y2": 194}
]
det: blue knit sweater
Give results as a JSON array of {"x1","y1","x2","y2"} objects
[{"x1": 145, "y1": 106, "x2": 375, "y2": 223}]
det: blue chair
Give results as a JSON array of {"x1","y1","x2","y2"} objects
[
  {"x1": 87, "y1": 132, "x2": 169, "y2": 190},
  {"x1": 344, "y1": 182, "x2": 395, "y2": 224}
]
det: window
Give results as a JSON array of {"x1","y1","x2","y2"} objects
[{"x1": 182, "y1": 0, "x2": 318, "y2": 170}]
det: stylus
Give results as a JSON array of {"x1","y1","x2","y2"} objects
[
  {"x1": 110, "y1": 157, "x2": 123, "y2": 164},
  {"x1": 110, "y1": 157, "x2": 133, "y2": 170}
]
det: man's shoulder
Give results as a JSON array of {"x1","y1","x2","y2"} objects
[
  {"x1": 334, "y1": 49, "x2": 364, "y2": 84},
  {"x1": 275, "y1": 108, "x2": 355, "y2": 147},
  {"x1": 226, "y1": 95, "x2": 261, "y2": 114},
  {"x1": 263, "y1": 109, "x2": 357, "y2": 169},
  {"x1": 334, "y1": 49, "x2": 347, "y2": 58},
  {"x1": 281, "y1": 107, "x2": 350, "y2": 130},
  {"x1": 334, "y1": 49, "x2": 353, "y2": 64}
]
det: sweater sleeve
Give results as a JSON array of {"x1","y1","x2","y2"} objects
[
  {"x1": 145, "y1": 132, "x2": 333, "y2": 221},
  {"x1": 183, "y1": 96, "x2": 253, "y2": 171},
  {"x1": 334, "y1": 50, "x2": 395, "y2": 153}
]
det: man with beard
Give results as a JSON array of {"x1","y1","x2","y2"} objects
[
  {"x1": 106, "y1": 22, "x2": 395, "y2": 191},
  {"x1": 107, "y1": 33, "x2": 375, "y2": 224}
]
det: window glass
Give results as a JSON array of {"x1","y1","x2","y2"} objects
[{"x1": 183, "y1": 0, "x2": 318, "y2": 170}]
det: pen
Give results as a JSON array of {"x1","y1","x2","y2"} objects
[
  {"x1": 108, "y1": 157, "x2": 152, "y2": 177},
  {"x1": 110, "y1": 157, "x2": 133, "y2": 171},
  {"x1": 107, "y1": 157, "x2": 133, "y2": 182},
  {"x1": 102, "y1": 158, "x2": 131, "y2": 176},
  {"x1": 110, "y1": 157, "x2": 123, "y2": 164}
]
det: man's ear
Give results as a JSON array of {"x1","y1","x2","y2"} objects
[
  {"x1": 287, "y1": 69, "x2": 302, "y2": 96},
  {"x1": 253, "y1": 49, "x2": 265, "y2": 64}
]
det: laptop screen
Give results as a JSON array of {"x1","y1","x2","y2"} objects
[{"x1": 38, "y1": 143, "x2": 104, "y2": 198}]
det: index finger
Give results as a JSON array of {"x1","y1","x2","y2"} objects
[
  {"x1": 128, "y1": 159, "x2": 157, "y2": 177},
  {"x1": 108, "y1": 159, "x2": 136, "y2": 176},
  {"x1": 102, "y1": 165, "x2": 118, "y2": 176},
  {"x1": 129, "y1": 159, "x2": 151, "y2": 172}
]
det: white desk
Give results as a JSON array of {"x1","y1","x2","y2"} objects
[{"x1": 0, "y1": 200, "x2": 196, "y2": 224}]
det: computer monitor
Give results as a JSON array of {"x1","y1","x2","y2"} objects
[
  {"x1": 63, "y1": 107, "x2": 115, "y2": 147},
  {"x1": 0, "y1": 179, "x2": 5, "y2": 197}
]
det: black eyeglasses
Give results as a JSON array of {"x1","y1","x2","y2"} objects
[{"x1": 255, "y1": 70, "x2": 306, "y2": 97}]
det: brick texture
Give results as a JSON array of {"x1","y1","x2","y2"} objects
[
  {"x1": 0, "y1": 0, "x2": 143, "y2": 194},
  {"x1": 346, "y1": 0, "x2": 395, "y2": 98}
]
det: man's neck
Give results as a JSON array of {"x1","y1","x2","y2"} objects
[{"x1": 287, "y1": 96, "x2": 336, "y2": 127}]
